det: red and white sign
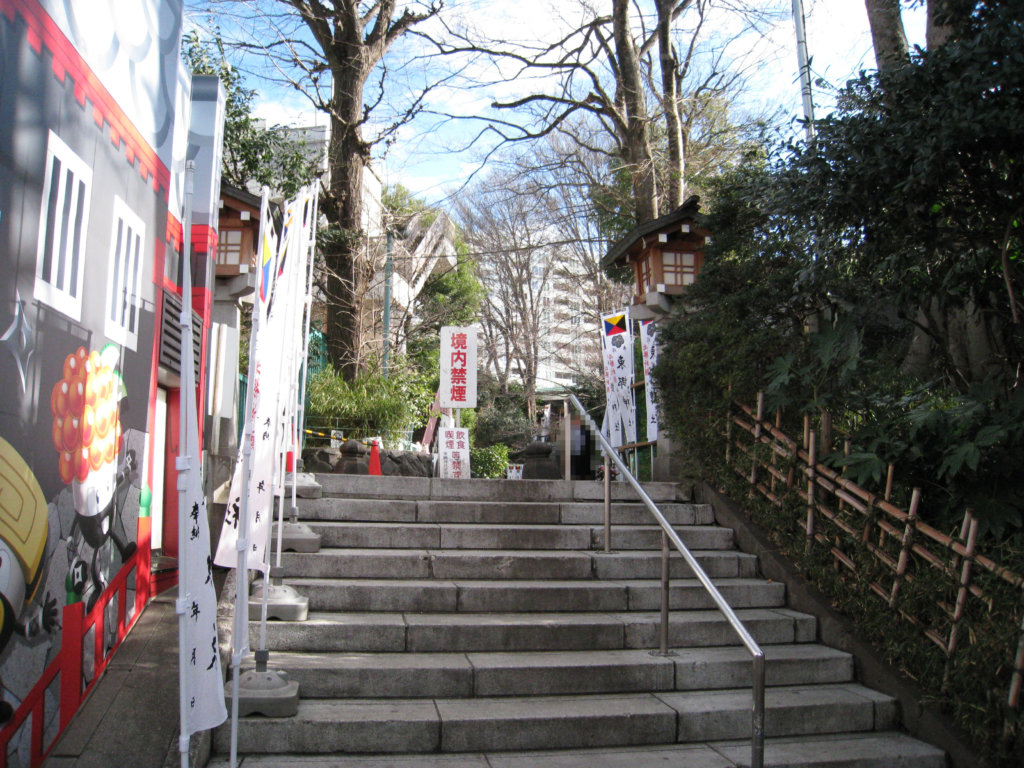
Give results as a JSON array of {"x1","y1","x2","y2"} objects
[
  {"x1": 439, "y1": 427, "x2": 471, "y2": 479},
  {"x1": 440, "y1": 326, "x2": 477, "y2": 408}
]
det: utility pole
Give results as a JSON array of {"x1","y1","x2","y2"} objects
[
  {"x1": 383, "y1": 229, "x2": 393, "y2": 378},
  {"x1": 792, "y1": 0, "x2": 816, "y2": 144}
]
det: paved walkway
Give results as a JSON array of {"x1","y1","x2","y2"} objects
[{"x1": 43, "y1": 588, "x2": 202, "y2": 768}]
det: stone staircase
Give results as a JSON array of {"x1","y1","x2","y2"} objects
[{"x1": 210, "y1": 475, "x2": 945, "y2": 767}]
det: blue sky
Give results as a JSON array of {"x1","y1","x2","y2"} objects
[{"x1": 187, "y1": 0, "x2": 927, "y2": 204}]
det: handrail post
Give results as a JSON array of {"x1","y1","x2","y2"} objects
[
  {"x1": 603, "y1": 452, "x2": 611, "y2": 553},
  {"x1": 563, "y1": 399, "x2": 571, "y2": 482},
  {"x1": 659, "y1": 530, "x2": 670, "y2": 655},
  {"x1": 752, "y1": 651, "x2": 766, "y2": 768}
]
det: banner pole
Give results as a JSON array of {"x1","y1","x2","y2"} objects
[
  {"x1": 227, "y1": 186, "x2": 268, "y2": 768},
  {"x1": 176, "y1": 160, "x2": 196, "y2": 768}
]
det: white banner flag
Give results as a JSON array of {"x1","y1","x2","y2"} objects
[
  {"x1": 439, "y1": 326, "x2": 477, "y2": 408},
  {"x1": 177, "y1": 175, "x2": 226, "y2": 735},
  {"x1": 639, "y1": 319, "x2": 659, "y2": 441},
  {"x1": 600, "y1": 310, "x2": 637, "y2": 448},
  {"x1": 180, "y1": 460, "x2": 227, "y2": 733},
  {"x1": 439, "y1": 427, "x2": 471, "y2": 479},
  {"x1": 214, "y1": 188, "x2": 310, "y2": 568}
]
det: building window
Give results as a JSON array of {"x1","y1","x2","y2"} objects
[
  {"x1": 663, "y1": 251, "x2": 697, "y2": 286},
  {"x1": 104, "y1": 197, "x2": 145, "y2": 350},
  {"x1": 638, "y1": 256, "x2": 651, "y2": 293},
  {"x1": 35, "y1": 131, "x2": 92, "y2": 320},
  {"x1": 217, "y1": 229, "x2": 244, "y2": 266}
]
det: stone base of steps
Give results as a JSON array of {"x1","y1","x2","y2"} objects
[
  {"x1": 260, "y1": 608, "x2": 817, "y2": 653},
  {"x1": 295, "y1": 577, "x2": 785, "y2": 613},
  {"x1": 281, "y1": 548, "x2": 758, "y2": 580},
  {"x1": 213, "y1": 684, "x2": 900, "y2": 755},
  {"x1": 208, "y1": 731, "x2": 946, "y2": 768},
  {"x1": 308, "y1": 522, "x2": 734, "y2": 551},
  {"x1": 247, "y1": 644, "x2": 852, "y2": 699},
  {"x1": 299, "y1": 498, "x2": 715, "y2": 526},
  {"x1": 314, "y1": 475, "x2": 689, "y2": 504}
]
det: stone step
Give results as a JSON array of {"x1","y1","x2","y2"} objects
[
  {"x1": 666, "y1": 683, "x2": 899, "y2": 742},
  {"x1": 289, "y1": 577, "x2": 785, "y2": 614},
  {"x1": 216, "y1": 684, "x2": 897, "y2": 755},
  {"x1": 296, "y1": 497, "x2": 713, "y2": 526},
  {"x1": 277, "y1": 548, "x2": 757, "y2": 580},
  {"x1": 315, "y1": 474, "x2": 688, "y2": 503},
  {"x1": 212, "y1": 732, "x2": 945, "y2": 768},
  {"x1": 306, "y1": 521, "x2": 734, "y2": 551},
  {"x1": 259, "y1": 644, "x2": 852, "y2": 699},
  {"x1": 258, "y1": 608, "x2": 816, "y2": 653}
]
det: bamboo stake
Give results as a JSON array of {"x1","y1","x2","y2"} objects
[
  {"x1": 1005, "y1": 613, "x2": 1024, "y2": 744},
  {"x1": 820, "y1": 410, "x2": 832, "y2": 456},
  {"x1": 943, "y1": 513, "x2": 979, "y2": 691},
  {"x1": 749, "y1": 392, "x2": 765, "y2": 489},
  {"x1": 805, "y1": 430, "x2": 817, "y2": 555},
  {"x1": 884, "y1": 463, "x2": 895, "y2": 502},
  {"x1": 1008, "y1": 613, "x2": 1024, "y2": 711},
  {"x1": 889, "y1": 488, "x2": 922, "y2": 608},
  {"x1": 770, "y1": 407, "x2": 781, "y2": 496},
  {"x1": 949, "y1": 511, "x2": 974, "y2": 577},
  {"x1": 802, "y1": 413, "x2": 810, "y2": 451}
]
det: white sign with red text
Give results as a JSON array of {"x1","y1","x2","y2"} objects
[
  {"x1": 439, "y1": 427, "x2": 471, "y2": 479},
  {"x1": 440, "y1": 326, "x2": 477, "y2": 408}
]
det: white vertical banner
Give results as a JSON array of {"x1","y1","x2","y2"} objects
[
  {"x1": 601, "y1": 310, "x2": 637, "y2": 448},
  {"x1": 440, "y1": 326, "x2": 477, "y2": 409},
  {"x1": 214, "y1": 188, "x2": 309, "y2": 570},
  {"x1": 639, "y1": 319, "x2": 659, "y2": 441},
  {"x1": 177, "y1": 166, "x2": 227, "y2": 738},
  {"x1": 439, "y1": 427, "x2": 471, "y2": 479}
]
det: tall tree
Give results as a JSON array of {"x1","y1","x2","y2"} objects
[
  {"x1": 430, "y1": 0, "x2": 778, "y2": 228},
  {"x1": 864, "y1": 0, "x2": 909, "y2": 74},
  {"x1": 199, "y1": 0, "x2": 443, "y2": 378}
]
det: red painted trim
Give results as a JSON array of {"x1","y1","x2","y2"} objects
[
  {"x1": 0, "y1": 556, "x2": 141, "y2": 768},
  {"x1": 166, "y1": 213, "x2": 184, "y2": 253},
  {"x1": 191, "y1": 224, "x2": 219, "y2": 259},
  {"x1": 58, "y1": 603, "x2": 83, "y2": 731},
  {"x1": 1, "y1": 0, "x2": 172, "y2": 200}
]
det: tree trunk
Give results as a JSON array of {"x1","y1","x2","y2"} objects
[
  {"x1": 926, "y1": 0, "x2": 955, "y2": 48},
  {"x1": 613, "y1": 0, "x2": 658, "y2": 223},
  {"x1": 323, "y1": 64, "x2": 370, "y2": 380},
  {"x1": 864, "y1": 0, "x2": 909, "y2": 74},
  {"x1": 657, "y1": 0, "x2": 684, "y2": 209}
]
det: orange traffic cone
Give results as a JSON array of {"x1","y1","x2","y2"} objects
[{"x1": 368, "y1": 440, "x2": 382, "y2": 476}]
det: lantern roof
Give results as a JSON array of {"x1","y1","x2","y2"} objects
[{"x1": 600, "y1": 195, "x2": 704, "y2": 270}]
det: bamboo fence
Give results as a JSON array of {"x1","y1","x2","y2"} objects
[{"x1": 727, "y1": 394, "x2": 1024, "y2": 740}]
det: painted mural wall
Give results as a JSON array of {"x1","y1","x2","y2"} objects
[{"x1": 0, "y1": 1, "x2": 223, "y2": 763}]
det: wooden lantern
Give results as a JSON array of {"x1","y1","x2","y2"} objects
[{"x1": 601, "y1": 196, "x2": 711, "y2": 319}]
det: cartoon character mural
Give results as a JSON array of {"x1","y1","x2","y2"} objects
[
  {"x1": 49, "y1": 345, "x2": 139, "y2": 612},
  {"x1": 0, "y1": 438, "x2": 59, "y2": 725}
]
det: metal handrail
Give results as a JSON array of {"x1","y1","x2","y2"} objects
[{"x1": 565, "y1": 394, "x2": 765, "y2": 768}]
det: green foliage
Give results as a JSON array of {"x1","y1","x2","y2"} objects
[
  {"x1": 723, "y1": 469, "x2": 1024, "y2": 768},
  {"x1": 181, "y1": 28, "x2": 321, "y2": 196},
  {"x1": 469, "y1": 443, "x2": 510, "y2": 478},
  {"x1": 656, "y1": 3, "x2": 1024, "y2": 537},
  {"x1": 407, "y1": 244, "x2": 485, "y2": 373},
  {"x1": 305, "y1": 362, "x2": 433, "y2": 446},
  {"x1": 472, "y1": 374, "x2": 535, "y2": 451}
]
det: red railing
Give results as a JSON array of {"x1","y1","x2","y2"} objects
[{"x1": 0, "y1": 553, "x2": 146, "y2": 768}]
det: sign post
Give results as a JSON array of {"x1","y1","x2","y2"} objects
[{"x1": 438, "y1": 327, "x2": 477, "y2": 478}]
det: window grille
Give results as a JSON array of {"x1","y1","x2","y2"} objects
[
  {"x1": 105, "y1": 197, "x2": 145, "y2": 349},
  {"x1": 35, "y1": 131, "x2": 92, "y2": 320}
]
